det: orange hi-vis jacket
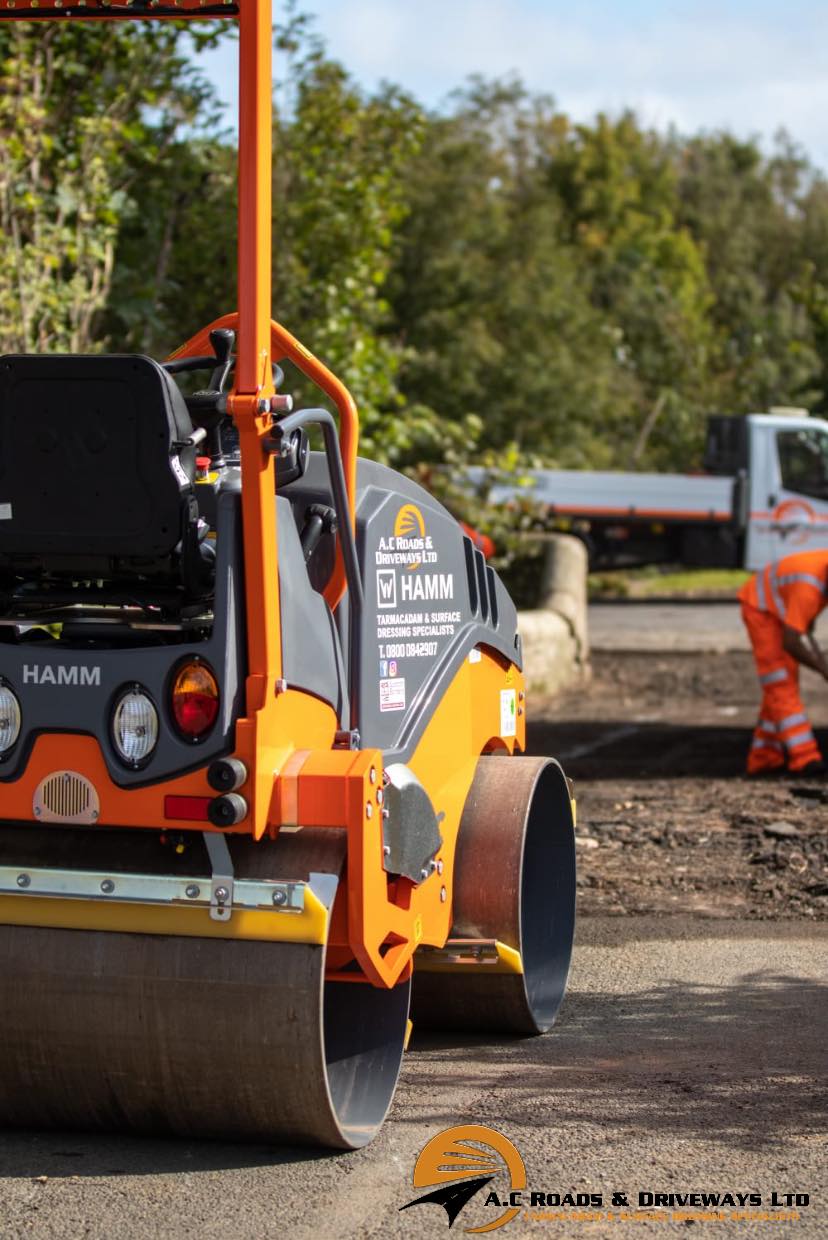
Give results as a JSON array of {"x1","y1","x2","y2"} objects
[
  {"x1": 739, "y1": 549, "x2": 828, "y2": 773},
  {"x1": 739, "y1": 549, "x2": 828, "y2": 633}
]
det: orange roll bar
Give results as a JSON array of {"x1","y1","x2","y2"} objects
[{"x1": 169, "y1": 312, "x2": 359, "y2": 611}]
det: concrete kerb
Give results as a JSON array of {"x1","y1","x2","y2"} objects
[{"x1": 518, "y1": 534, "x2": 590, "y2": 696}]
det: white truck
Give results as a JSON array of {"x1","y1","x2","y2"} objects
[{"x1": 482, "y1": 410, "x2": 828, "y2": 571}]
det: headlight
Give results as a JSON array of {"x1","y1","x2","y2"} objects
[
  {"x1": 112, "y1": 687, "x2": 158, "y2": 766},
  {"x1": 0, "y1": 683, "x2": 21, "y2": 754}
]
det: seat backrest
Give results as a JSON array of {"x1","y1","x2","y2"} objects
[{"x1": 0, "y1": 354, "x2": 195, "y2": 566}]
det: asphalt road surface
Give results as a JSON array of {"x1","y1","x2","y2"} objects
[
  {"x1": 0, "y1": 918, "x2": 823, "y2": 1239},
  {"x1": 0, "y1": 605, "x2": 825, "y2": 1239},
  {"x1": 589, "y1": 599, "x2": 828, "y2": 653}
]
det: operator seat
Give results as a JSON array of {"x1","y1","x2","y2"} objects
[{"x1": 0, "y1": 354, "x2": 206, "y2": 587}]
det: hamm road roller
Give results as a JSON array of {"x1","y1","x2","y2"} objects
[{"x1": 0, "y1": 0, "x2": 575, "y2": 1149}]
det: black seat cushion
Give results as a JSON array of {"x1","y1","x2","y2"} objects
[{"x1": 0, "y1": 354, "x2": 195, "y2": 563}]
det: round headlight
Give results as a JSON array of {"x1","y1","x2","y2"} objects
[
  {"x1": 0, "y1": 683, "x2": 21, "y2": 754},
  {"x1": 112, "y1": 688, "x2": 158, "y2": 766}
]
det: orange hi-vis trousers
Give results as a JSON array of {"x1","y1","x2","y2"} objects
[{"x1": 741, "y1": 603, "x2": 823, "y2": 773}]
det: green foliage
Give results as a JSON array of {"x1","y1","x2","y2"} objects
[
  {"x1": 271, "y1": 19, "x2": 426, "y2": 462},
  {"x1": 108, "y1": 8, "x2": 429, "y2": 463},
  {"x1": 390, "y1": 81, "x2": 631, "y2": 471},
  {"x1": 545, "y1": 111, "x2": 716, "y2": 468},
  {"x1": 589, "y1": 566, "x2": 751, "y2": 599},
  {"x1": 674, "y1": 132, "x2": 823, "y2": 420},
  {"x1": 0, "y1": 21, "x2": 221, "y2": 354},
  {"x1": 3, "y1": 12, "x2": 828, "y2": 578}
]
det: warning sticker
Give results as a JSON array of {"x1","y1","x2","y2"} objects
[
  {"x1": 380, "y1": 677, "x2": 406, "y2": 713},
  {"x1": 0, "y1": 503, "x2": 12, "y2": 520},
  {"x1": 500, "y1": 688, "x2": 516, "y2": 738}
]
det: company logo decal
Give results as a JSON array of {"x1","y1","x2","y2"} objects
[
  {"x1": 771, "y1": 498, "x2": 816, "y2": 546},
  {"x1": 400, "y1": 1124, "x2": 526, "y2": 1233},
  {"x1": 376, "y1": 568, "x2": 397, "y2": 609},
  {"x1": 394, "y1": 503, "x2": 427, "y2": 570},
  {"x1": 399, "y1": 1123, "x2": 811, "y2": 1228},
  {"x1": 388, "y1": 503, "x2": 436, "y2": 571}
]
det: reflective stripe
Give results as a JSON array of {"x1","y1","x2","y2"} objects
[
  {"x1": 777, "y1": 712, "x2": 809, "y2": 732},
  {"x1": 758, "y1": 718, "x2": 777, "y2": 732},
  {"x1": 768, "y1": 565, "x2": 785, "y2": 617},
  {"x1": 756, "y1": 569, "x2": 767, "y2": 612},
  {"x1": 759, "y1": 668, "x2": 787, "y2": 686},
  {"x1": 751, "y1": 738, "x2": 783, "y2": 751},
  {"x1": 784, "y1": 729, "x2": 816, "y2": 750},
  {"x1": 776, "y1": 572, "x2": 824, "y2": 592}
]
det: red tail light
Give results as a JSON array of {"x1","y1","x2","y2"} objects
[{"x1": 171, "y1": 661, "x2": 219, "y2": 740}]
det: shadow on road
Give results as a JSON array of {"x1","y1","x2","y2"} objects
[
  {"x1": 528, "y1": 720, "x2": 828, "y2": 780},
  {"x1": 0, "y1": 1130, "x2": 330, "y2": 1181},
  {"x1": 408, "y1": 965, "x2": 828, "y2": 1152}
]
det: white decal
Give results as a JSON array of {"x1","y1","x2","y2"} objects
[
  {"x1": 500, "y1": 689, "x2": 517, "y2": 738},
  {"x1": 0, "y1": 503, "x2": 12, "y2": 520},
  {"x1": 376, "y1": 569, "x2": 397, "y2": 609},
  {"x1": 23, "y1": 664, "x2": 101, "y2": 687},
  {"x1": 380, "y1": 677, "x2": 406, "y2": 712},
  {"x1": 377, "y1": 610, "x2": 460, "y2": 641},
  {"x1": 400, "y1": 573, "x2": 454, "y2": 602}
]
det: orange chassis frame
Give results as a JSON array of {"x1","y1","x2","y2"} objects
[{"x1": 0, "y1": 0, "x2": 526, "y2": 990}]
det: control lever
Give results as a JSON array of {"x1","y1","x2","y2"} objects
[
  {"x1": 208, "y1": 328, "x2": 235, "y2": 394},
  {"x1": 185, "y1": 390, "x2": 227, "y2": 426},
  {"x1": 186, "y1": 328, "x2": 235, "y2": 465},
  {"x1": 301, "y1": 504, "x2": 338, "y2": 564}
]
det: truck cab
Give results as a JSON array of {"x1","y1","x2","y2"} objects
[{"x1": 738, "y1": 412, "x2": 828, "y2": 569}]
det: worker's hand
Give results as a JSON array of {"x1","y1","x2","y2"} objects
[{"x1": 783, "y1": 624, "x2": 828, "y2": 678}]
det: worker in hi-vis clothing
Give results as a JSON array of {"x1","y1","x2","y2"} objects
[{"x1": 739, "y1": 549, "x2": 828, "y2": 776}]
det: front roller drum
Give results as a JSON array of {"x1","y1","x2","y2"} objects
[
  {"x1": 412, "y1": 755, "x2": 575, "y2": 1035},
  {"x1": 0, "y1": 831, "x2": 410, "y2": 1150}
]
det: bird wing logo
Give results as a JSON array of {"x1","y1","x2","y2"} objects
[
  {"x1": 394, "y1": 503, "x2": 427, "y2": 570},
  {"x1": 771, "y1": 498, "x2": 815, "y2": 546},
  {"x1": 400, "y1": 1124, "x2": 526, "y2": 1232}
]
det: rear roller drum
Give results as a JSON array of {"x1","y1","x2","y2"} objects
[
  {"x1": 412, "y1": 755, "x2": 576, "y2": 1035},
  {"x1": 0, "y1": 830, "x2": 410, "y2": 1149}
]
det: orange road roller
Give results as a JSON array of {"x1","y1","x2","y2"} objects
[{"x1": 0, "y1": 0, "x2": 576, "y2": 1149}]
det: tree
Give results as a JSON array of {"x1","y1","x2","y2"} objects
[
  {"x1": 545, "y1": 111, "x2": 716, "y2": 468},
  {"x1": 0, "y1": 20, "x2": 221, "y2": 354},
  {"x1": 109, "y1": 11, "x2": 427, "y2": 464},
  {"x1": 675, "y1": 132, "x2": 823, "y2": 417},
  {"x1": 390, "y1": 80, "x2": 631, "y2": 471},
  {"x1": 271, "y1": 27, "x2": 425, "y2": 462}
]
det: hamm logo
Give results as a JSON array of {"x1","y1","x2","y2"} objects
[{"x1": 22, "y1": 665, "x2": 101, "y2": 687}]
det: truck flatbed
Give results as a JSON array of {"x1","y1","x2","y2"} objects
[{"x1": 489, "y1": 469, "x2": 734, "y2": 523}]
